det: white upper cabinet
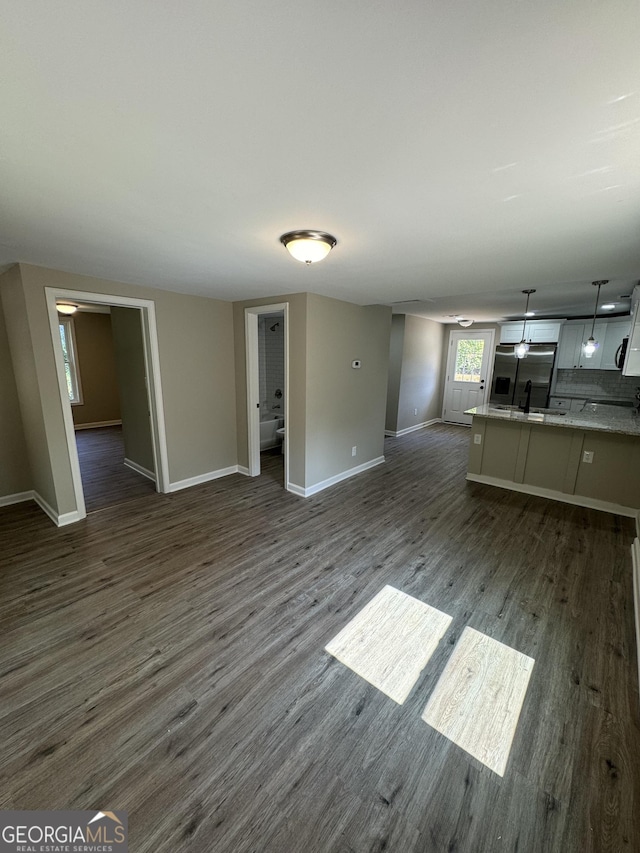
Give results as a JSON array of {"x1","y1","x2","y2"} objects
[
  {"x1": 499, "y1": 320, "x2": 563, "y2": 344},
  {"x1": 600, "y1": 318, "x2": 631, "y2": 371},
  {"x1": 622, "y1": 302, "x2": 640, "y2": 376},
  {"x1": 558, "y1": 318, "x2": 630, "y2": 370}
]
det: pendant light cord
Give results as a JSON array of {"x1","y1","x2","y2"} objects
[
  {"x1": 589, "y1": 282, "x2": 603, "y2": 339},
  {"x1": 520, "y1": 289, "x2": 535, "y2": 341}
]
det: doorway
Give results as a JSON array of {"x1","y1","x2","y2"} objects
[
  {"x1": 442, "y1": 329, "x2": 495, "y2": 425},
  {"x1": 245, "y1": 303, "x2": 289, "y2": 488},
  {"x1": 46, "y1": 288, "x2": 169, "y2": 521}
]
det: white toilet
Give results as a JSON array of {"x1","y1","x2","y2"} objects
[{"x1": 276, "y1": 426, "x2": 285, "y2": 455}]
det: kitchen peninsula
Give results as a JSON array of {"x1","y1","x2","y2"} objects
[{"x1": 466, "y1": 403, "x2": 640, "y2": 516}]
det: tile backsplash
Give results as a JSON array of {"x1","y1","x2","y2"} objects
[{"x1": 555, "y1": 369, "x2": 640, "y2": 400}]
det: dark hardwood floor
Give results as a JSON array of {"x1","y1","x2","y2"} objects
[
  {"x1": 75, "y1": 426, "x2": 156, "y2": 512},
  {"x1": 1, "y1": 424, "x2": 638, "y2": 852}
]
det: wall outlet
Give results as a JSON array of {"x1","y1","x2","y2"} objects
[
  {"x1": 473, "y1": 433, "x2": 482, "y2": 445},
  {"x1": 414, "y1": 408, "x2": 418, "y2": 416},
  {"x1": 352, "y1": 446, "x2": 357, "y2": 457},
  {"x1": 582, "y1": 450, "x2": 594, "y2": 463}
]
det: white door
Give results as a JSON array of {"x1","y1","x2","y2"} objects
[{"x1": 443, "y1": 329, "x2": 495, "y2": 425}]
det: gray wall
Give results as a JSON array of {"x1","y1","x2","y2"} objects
[
  {"x1": 234, "y1": 292, "x2": 391, "y2": 491},
  {"x1": 385, "y1": 315, "x2": 405, "y2": 433},
  {"x1": 0, "y1": 274, "x2": 32, "y2": 498},
  {"x1": 110, "y1": 307, "x2": 154, "y2": 473},
  {"x1": 0, "y1": 265, "x2": 57, "y2": 508},
  {"x1": 71, "y1": 311, "x2": 121, "y2": 427},
  {"x1": 386, "y1": 314, "x2": 445, "y2": 433},
  {"x1": 305, "y1": 294, "x2": 391, "y2": 487},
  {"x1": 6, "y1": 263, "x2": 238, "y2": 516}
]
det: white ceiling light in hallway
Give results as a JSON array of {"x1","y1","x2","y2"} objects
[{"x1": 56, "y1": 303, "x2": 77, "y2": 315}]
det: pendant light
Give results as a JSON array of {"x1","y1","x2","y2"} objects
[
  {"x1": 514, "y1": 290, "x2": 536, "y2": 359},
  {"x1": 582, "y1": 280, "x2": 608, "y2": 359},
  {"x1": 280, "y1": 230, "x2": 337, "y2": 264}
]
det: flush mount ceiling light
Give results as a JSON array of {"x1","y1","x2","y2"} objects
[
  {"x1": 280, "y1": 230, "x2": 337, "y2": 264},
  {"x1": 582, "y1": 280, "x2": 608, "y2": 359},
  {"x1": 514, "y1": 289, "x2": 536, "y2": 359},
  {"x1": 447, "y1": 314, "x2": 474, "y2": 327},
  {"x1": 56, "y1": 303, "x2": 78, "y2": 315}
]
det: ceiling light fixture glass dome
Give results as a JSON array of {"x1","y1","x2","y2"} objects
[
  {"x1": 280, "y1": 230, "x2": 337, "y2": 264},
  {"x1": 56, "y1": 303, "x2": 78, "y2": 315}
]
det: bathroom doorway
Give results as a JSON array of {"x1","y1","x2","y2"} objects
[{"x1": 245, "y1": 303, "x2": 289, "y2": 488}]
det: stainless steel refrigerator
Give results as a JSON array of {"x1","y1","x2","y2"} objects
[{"x1": 489, "y1": 344, "x2": 557, "y2": 409}]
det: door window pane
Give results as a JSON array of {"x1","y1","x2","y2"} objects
[{"x1": 454, "y1": 339, "x2": 484, "y2": 382}]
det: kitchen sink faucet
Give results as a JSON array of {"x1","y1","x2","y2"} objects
[{"x1": 520, "y1": 379, "x2": 533, "y2": 414}]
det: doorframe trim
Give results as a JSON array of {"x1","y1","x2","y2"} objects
[
  {"x1": 442, "y1": 327, "x2": 496, "y2": 423},
  {"x1": 244, "y1": 303, "x2": 290, "y2": 490},
  {"x1": 45, "y1": 287, "x2": 170, "y2": 521}
]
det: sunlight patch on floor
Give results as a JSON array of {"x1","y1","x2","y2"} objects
[
  {"x1": 421, "y1": 626, "x2": 534, "y2": 776},
  {"x1": 325, "y1": 585, "x2": 452, "y2": 704}
]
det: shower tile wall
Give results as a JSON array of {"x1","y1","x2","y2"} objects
[
  {"x1": 258, "y1": 317, "x2": 285, "y2": 413},
  {"x1": 555, "y1": 369, "x2": 640, "y2": 399}
]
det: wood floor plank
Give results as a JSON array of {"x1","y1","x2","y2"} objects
[
  {"x1": 1, "y1": 424, "x2": 638, "y2": 852},
  {"x1": 422, "y1": 626, "x2": 535, "y2": 776},
  {"x1": 325, "y1": 584, "x2": 452, "y2": 704}
]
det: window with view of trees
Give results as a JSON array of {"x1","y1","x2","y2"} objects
[
  {"x1": 59, "y1": 317, "x2": 82, "y2": 404},
  {"x1": 454, "y1": 339, "x2": 484, "y2": 382}
]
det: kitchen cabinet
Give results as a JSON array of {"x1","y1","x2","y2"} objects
[
  {"x1": 557, "y1": 321, "x2": 608, "y2": 369},
  {"x1": 623, "y1": 301, "x2": 640, "y2": 376},
  {"x1": 600, "y1": 317, "x2": 631, "y2": 370},
  {"x1": 499, "y1": 320, "x2": 563, "y2": 344}
]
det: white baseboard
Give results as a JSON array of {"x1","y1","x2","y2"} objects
[
  {"x1": 169, "y1": 465, "x2": 240, "y2": 493},
  {"x1": 32, "y1": 491, "x2": 83, "y2": 526},
  {"x1": 385, "y1": 418, "x2": 441, "y2": 438},
  {"x1": 74, "y1": 419, "x2": 122, "y2": 430},
  {"x1": 466, "y1": 473, "x2": 638, "y2": 518},
  {"x1": 289, "y1": 456, "x2": 385, "y2": 498},
  {"x1": 0, "y1": 490, "x2": 34, "y2": 508},
  {"x1": 124, "y1": 458, "x2": 156, "y2": 482},
  {"x1": 0, "y1": 490, "x2": 82, "y2": 526},
  {"x1": 237, "y1": 465, "x2": 250, "y2": 476}
]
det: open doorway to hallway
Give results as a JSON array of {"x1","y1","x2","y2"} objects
[
  {"x1": 47, "y1": 286, "x2": 170, "y2": 522},
  {"x1": 57, "y1": 302, "x2": 157, "y2": 512}
]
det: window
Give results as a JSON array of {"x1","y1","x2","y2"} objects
[
  {"x1": 58, "y1": 316, "x2": 82, "y2": 404},
  {"x1": 454, "y1": 339, "x2": 484, "y2": 382}
]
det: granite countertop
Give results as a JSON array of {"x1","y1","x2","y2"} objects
[{"x1": 466, "y1": 403, "x2": 640, "y2": 437}]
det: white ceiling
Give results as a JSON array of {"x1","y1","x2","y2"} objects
[{"x1": 2, "y1": 2, "x2": 639, "y2": 322}]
